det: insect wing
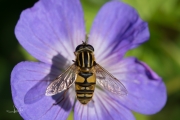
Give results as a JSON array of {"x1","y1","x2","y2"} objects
[
  {"x1": 95, "y1": 63, "x2": 127, "y2": 95},
  {"x1": 46, "y1": 64, "x2": 77, "y2": 96}
]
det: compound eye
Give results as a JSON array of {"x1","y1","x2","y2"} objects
[
  {"x1": 75, "y1": 45, "x2": 83, "y2": 51},
  {"x1": 87, "y1": 45, "x2": 94, "y2": 51}
]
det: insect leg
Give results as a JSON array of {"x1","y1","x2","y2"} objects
[
  {"x1": 92, "y1": 99, "x2": 95, "y2": 103},
  {"x1": 53, "y1": 89, "x2": 69, "y2": 105}
]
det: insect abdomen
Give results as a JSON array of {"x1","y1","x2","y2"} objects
[{"x1": 75, "y1": 72, "x2": 96, "y2": 104}]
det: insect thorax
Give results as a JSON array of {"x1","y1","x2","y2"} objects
[{"x1": 76, "y1": 50, "x2": 95, "y2": 72}]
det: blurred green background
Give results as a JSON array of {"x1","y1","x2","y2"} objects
[{"x1": 0, "y1": 0, "x2": 180, "y2": 119}]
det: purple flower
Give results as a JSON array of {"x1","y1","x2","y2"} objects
[{"x1": 11, "y1": 0, "x2": 167, "y2": 119}]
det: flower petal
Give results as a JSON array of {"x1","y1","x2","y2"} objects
[
  {"x1": 11, "y1": 62, "x2": 75, "y2": 120},
  {"x1": 15, "y1": 0, "x2": 85, "y2": 64},
  {"x1": 104, "y1": 57, "x2": 167, "y2": 114},
  {"x1": 74, "y1": 88, "x2": 135, "y2": 120},
  {"x1": 88, "y1": 1, "x2": 149, "y2": 63}
]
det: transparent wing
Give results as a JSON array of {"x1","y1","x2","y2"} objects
[
  {"x1": 95, "y1": 63, "x2": 127, "y2": 95},
  {"x1": 46, "y1": 64, "x2": 77, "y2": 96}
]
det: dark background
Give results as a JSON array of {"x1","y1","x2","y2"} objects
[
  {"x1": 0, "y1": 0, "x2": 37, "y2": 119},
  {"x1": 0, "y1": 0, "x2": 180, "y2": 120}
]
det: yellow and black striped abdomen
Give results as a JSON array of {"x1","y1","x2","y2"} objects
[
  {"x1": 77, "y1": 51, "x2": 94, "y2": 68},
  {"x1": 75, "y1": 72, "x2": 96, "y2": 104}
]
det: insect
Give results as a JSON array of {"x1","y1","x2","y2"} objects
[{"x1": 46, "y1": 41, "x2": 127, "y2": 105}]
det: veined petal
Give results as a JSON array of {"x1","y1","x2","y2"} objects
[
  {"x1": 103, "y1": 57, "x2": 167, "y2": 114},
  {"x1": 74, "y1": 88, "x2": 135, "y2": 120},
  {"x1": 88, "y1": 1, "x2": 149, "y2": 63},
  {"x1": 11, "y1": 62, "x2": 75, "y2": 120},
  {"x1": 15, "y1": 0, "x2": 85, "y2": 64}
]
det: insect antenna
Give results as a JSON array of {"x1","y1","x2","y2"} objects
[
  {"x1": 85, "y1": 33, "x2": 89, "y2": 43},
  {"x1": 82, "y1": 33, "x2": 89, "y2": 45},
  {"x1": 82, "y1": 41, "x2": 87, "y2": 45}
]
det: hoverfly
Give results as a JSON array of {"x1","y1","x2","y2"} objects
[{"x1": 46, "y1": 41, "x2": 127, "y2": 105}]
